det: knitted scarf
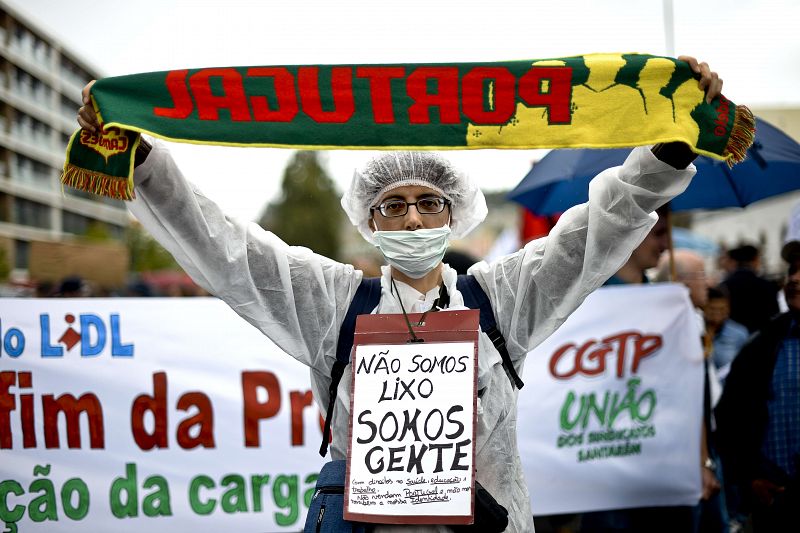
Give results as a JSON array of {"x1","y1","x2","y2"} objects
[{"x1": 62, "y1": 53, "x2": 754, "y2": 200}]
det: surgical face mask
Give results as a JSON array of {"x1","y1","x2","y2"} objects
[{"x1": 373, "y1": 226, "x2": 451, "y2": 279}]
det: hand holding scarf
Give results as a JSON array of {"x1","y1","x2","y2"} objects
[{"x1": 64, "y1": 53, "x2": 754, "y2": 200}]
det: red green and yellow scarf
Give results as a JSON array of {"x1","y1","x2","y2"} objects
[{"x1": 62, "y1": 53, "x2": 754, "y2": 200}]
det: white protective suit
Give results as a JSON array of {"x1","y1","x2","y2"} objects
[{"x1": 128, "y1": 144, "x2": 695, "y2": 532}]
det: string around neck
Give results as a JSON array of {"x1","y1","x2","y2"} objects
[{"x1": 391, "y1": 277, "x2": 444, "y2": 343}]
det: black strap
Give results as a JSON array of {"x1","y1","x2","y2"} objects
[
  {"x1": 457, "y1": 275, "x2": 525, "y2": 390},
  {"x1": 319, "y1": 360, "x2": 346, "y2": 456},
  {"x1": 320, "y1": 277, "x2": 381, "y2": 457},
  {"x1": 335, "y1": 278, "x2": 382, "y2": 365}
]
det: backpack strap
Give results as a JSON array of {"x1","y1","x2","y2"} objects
[
  {"x1": 320, "y1": 274, "x2": 525, "y2": 456},
  {"x1": 320, "y1": 277, "x2": 382, "y2": 457},
  {"x1": 457, "y1": 274, "x2": 525, "y2": 390}
]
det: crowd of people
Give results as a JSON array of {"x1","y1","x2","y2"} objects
[
  {"x1": 5, "y1": 273, "x2": 210, "y2": 297},
  {"x1": 713, "y1": 241, "x2": 798, "y2": 532},
  {"x1": 665, "y1": 241, "x2": 794, "y2": 533}
]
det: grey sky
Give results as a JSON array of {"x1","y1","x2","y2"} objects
[{"x1": 12, "y1": 0, "x2": 800, "y2": 220}]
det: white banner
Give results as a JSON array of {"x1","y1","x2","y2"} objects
[
  {"x1": 0, "y1": 298, "x2": 325, "y2": 532},
  {"x1": 1, "y1": 284, "x2": 704, "y2": 530},
  {"x1": 519, "y1": 284, "x2": 705, "y2": 515}
]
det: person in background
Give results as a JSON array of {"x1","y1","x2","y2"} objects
[
  {"x1": 715, "y1": 261, "x2": 800, "y2": 532},
  {"x1": 705, "y1": 284, "x2": 751, "y2": 533},
  {"x1": 603, "y1": 204, "x2": 670, "y2": 285},
  {"x1": 704, "y1": 286, "x2": 749, "y2": 387},
  {"x1": 54, "y1": 275, "x2": 88, "y2": 297},
  {"x1": 656, "y1": 249, "x2": 727, "y2": 533},
  {"x1": 126, "y1": 279, "x2": 154, "y2": 297},
  {"x1": 657, "y1": 248, "x2": 708, "y2": 308},
  {"x1": 34, "y1": 280, "x2": 54, "y2": 298},
  {"x1": 720, "y1": 245, "x2": 779, "y2": 333}
]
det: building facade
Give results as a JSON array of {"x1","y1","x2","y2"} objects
[{"x1": 0, "y1": 1, "x2": 129, "y2": 289}]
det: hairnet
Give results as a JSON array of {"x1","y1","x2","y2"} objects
[{"x1": 341, "y1": 151, "x2": 488, "y2": 244}]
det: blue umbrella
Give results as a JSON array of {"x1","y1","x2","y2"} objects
[{"x1": 508, "y1": 118, "x2": 800, "y2": 215}]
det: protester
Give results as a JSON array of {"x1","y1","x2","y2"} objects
[
  {"x1": 34, "y1": 280, "x2": 54, "y2": 298},
  {"x1": 54, "y1": 275, "x2": 88, "y2": 297},
  {"x1": 656, "y1": 248, "x2": 708, "y2": 306},
  {"x1": 780, "y1": 201, "x2": 800, "y2": 265},
  {"x1": 704, "y1": 286, "x2": 749, "y2": 387},
  {"x1": 715, "y1": 261, "x2": 800, "y2": 532},
  {"x1": 604, "y1": 204, "x2": 670, "y2": 285},
  {"x1": 703, "y1": 286, "x2": 749, "y2": 533},
  {"x1": 126, "y1": 278, "x2": 154, "y2": 297},
  {"x1": 705, "y1": 284, "x2": 751, "y2": 533},
  {"x1": 662, "y1": 249, "x2": 729, "y2": 533},
  {"x1": 78, "y1": 57, "x2": 722, "y2": 532},
  {"x1": 720, "y1": 245, "x2": 780, "y2": 333}
]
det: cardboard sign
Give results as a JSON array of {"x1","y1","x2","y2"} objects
[{"x1": 345, "y1": 311, "x2": 479, "y2": 525}]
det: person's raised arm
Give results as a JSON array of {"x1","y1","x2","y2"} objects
[
  {"x1": 472, "y1": 55, "x2": 722, "y2": 357},
  {"x1": 76, "y1": 81, "x2": 359, "y2": 371}
]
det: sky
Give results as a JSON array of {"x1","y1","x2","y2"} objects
[{"x1": 11, "y1": 0, "x2": 800, "y2": 221}]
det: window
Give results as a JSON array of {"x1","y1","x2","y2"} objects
[
  {"x1": 62, "y1": 212, "x2": 125, "y2": 241},
  {"x1": 0, "y1": 192, "x2": 10, "y2": 222},
  {"x1": 60, "y1": 57, "x2": 90, "y2": 89},
  {"x1": 0, "y1": 148, "x2": 8, "y2": 178},
  {"x1": 31, "y1": 35, "x2": 51, "y2": 67},
  {"x1": 13, "y1": 154, "x2": 52, "y2": 186},
  {"x1": 14, "y1": 239, "x2": 29, "y2": 269},
  {"x1": 11, "y1": 25, "x2": 27, "y2": 50},
  {"x1": 61, "y1": 132, "x2": 71, "y2": 152},
  {"x1": 11, "y1": 67, "x2": 51, "y2": 106},
  {"x1": 13, "y1": 197, "x2": 50, "y2": 229},
  {"x1": 10, "y1": 24, "x2": 51, "y2": 68},
  {"x1": 61, "y1": 95, "x2": 78, "y2": 122},
  {"x1": 12, "y1": 111, "x2": 49, "y2": 145},
  {"x1": 0, "y1": 60, "x2": 7, "y2": 90},
  {"x1": 62, "y1": 210, "x2": 89, "y2": 235}
]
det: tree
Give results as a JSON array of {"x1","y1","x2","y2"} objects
[
  {"x1": 259, "y1": 151, "x2": 344, "y2": 260},
  {"x1": 125, "y1": 222, "x2": 180, "y2": 272},
  {"x1": 83, "y1": 220, "x2": 113, "y2": 241}
]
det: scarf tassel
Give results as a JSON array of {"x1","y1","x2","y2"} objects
[
  {"x1": 723, "y1": 104, "x2": 756, "y2": 168},
  {"x1": 61, "y1": 164, "x2": 135, "y2": 201}
]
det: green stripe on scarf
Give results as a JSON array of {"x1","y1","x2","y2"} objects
[{"x1": 62, "y1": 53, "x2": 755, "y2": 200}]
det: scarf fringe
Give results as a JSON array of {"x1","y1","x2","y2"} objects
[
  {"x1": 723, "y1": 104, "x2": 756, "y2": 167},
  {"x1": 61, "y1": 164, "x2": 135, "y2": 201}
]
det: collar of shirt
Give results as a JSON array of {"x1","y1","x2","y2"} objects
[{"x1": 380, "y1": 264, "x2": 459, "y2": 313}]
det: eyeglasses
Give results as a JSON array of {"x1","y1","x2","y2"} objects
[{"x1": 371, "y1": 196, "x2": 450, "y2": 218}]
